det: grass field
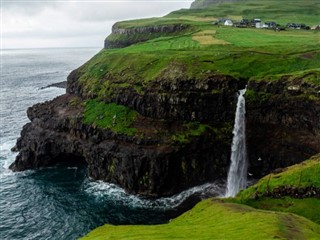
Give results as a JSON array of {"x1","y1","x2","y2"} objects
[
  {"x1": 175, "y1": 0, "x2": 320, "y2": 26},
  {"x1": 79, "y1": 24, "x2": 320, "y2": 99},
  {"x1": 80, "y1": 0, "x2": 320, "y2": 100},
  {"x1": 81, "y1": 199, "x2": 320, "y2": 240}
]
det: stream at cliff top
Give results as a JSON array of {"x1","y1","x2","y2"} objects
[{"x1": 0, "y1": 48, "x2": 225, "y2": 240}]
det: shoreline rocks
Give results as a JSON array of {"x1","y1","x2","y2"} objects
[{"x1": 40, "y1": 81, "x2": 67, "y2": 89}]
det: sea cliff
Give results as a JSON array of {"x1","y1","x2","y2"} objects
[
  {"x1": 10, "y1": 72, "x2": 320, "y2": 197},
  {"x1": 11, "y1": 76, "x2": 243, "y2": 197},
  {"x1": 10, "y1": 0, "x2": 320, "y2": 198}
]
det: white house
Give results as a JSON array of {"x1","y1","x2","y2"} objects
[
  {"x1": 256, "y1": 22, "x2": 268, "y2": 28},
  {"x1": 224, "y1": 19, "x2": 233, "y2": 26}
]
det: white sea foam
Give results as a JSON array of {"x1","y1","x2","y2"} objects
[
  {"x1": 67, "y1": 167, "x2": 78, "y2": 170},
  {"x1": 0, "y1": 140, "x2": 18, "y2": 175},
  {"x1": 83, "y1": 179, "x2": 225, "y2": 210}
]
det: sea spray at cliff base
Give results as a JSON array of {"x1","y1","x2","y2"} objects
[
  {"x1": 84, "y1": 180, "x2": 225, "y2": 211},
  {"x1": 225, "y1": 88, "x2": 248, "y2": 197}
]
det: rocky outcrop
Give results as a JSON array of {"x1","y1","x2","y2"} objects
[
  {"x1": 104, "y1": 23, "x2": 189, "y2": 49},
  {"x1": 246, "y1": 78, "x2": 320, "y2": 178},
  {"x1": 40, "y1": 81, "x2": 67, "y2": 90}
]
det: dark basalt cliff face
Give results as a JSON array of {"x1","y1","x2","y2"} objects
[
  {"x1": 11, "y1": 75, "x2": 246, "y2": 197},
  {"x1": 246, "y1": 78, "x2": 320, "y2": 178},
  {"x1": 10, "y1": 67, "x2": 320, "y2": 197}
]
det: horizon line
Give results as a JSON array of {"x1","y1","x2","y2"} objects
[{"x1": 1, "y1": 46, "x2": 102, "y2": 50}]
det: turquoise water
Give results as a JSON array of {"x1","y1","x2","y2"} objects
[{"x1": 0, "y1": 48, "x2": 224, "y2": 239}]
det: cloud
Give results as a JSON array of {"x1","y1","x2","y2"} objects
[{"x1": 1, "y1": 0, "x2": 192, "y2": 48}]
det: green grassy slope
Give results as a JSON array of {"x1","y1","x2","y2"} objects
[
  {"x1": 78, "y1": 0, "x2": 319, "y2": 101},
  {"x1": 237, "y1": 154, "x2": 320, "y2": 199},
  {"x1": 83, "y1": 100, "x2": 138, "y2": 136},
  {"x1": 79, "y1": 26, "x2": 319, "y2": 99},
  {"x1": 81, "y1": 199, "x2": 320, "y2": 240},
  {"x1": 230, "y1": 154, "x2": 320, "y2": 224},
  {"x1": 173, "y1": 0, "x2": 320, "y2": 25}
]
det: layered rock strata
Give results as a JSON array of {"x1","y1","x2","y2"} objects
[
  {"x1": 11, "y1": 76, "x2": 245, "y2": 197},
  {"x1": 10, "y1": 67, "x2": 320, "y2": 197}
]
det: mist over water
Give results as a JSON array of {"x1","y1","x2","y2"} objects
[{"x1": 0, "y1": 48, "x2": 224, "y2": 239}]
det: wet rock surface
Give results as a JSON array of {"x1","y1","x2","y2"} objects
[{"x1": 40, "y1": 81, "x2": 67, "y2": 89}]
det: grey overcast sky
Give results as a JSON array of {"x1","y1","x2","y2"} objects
[{"x1": 1, "y1": 0, "x2": 192, "y2": 49}]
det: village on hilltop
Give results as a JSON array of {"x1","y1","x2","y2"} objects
[{"x1": 214, "y1": 18, "x2": 320, "y2": 31}]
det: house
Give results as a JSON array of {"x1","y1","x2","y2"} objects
[
  {"x1": 235, "y1": 19, "x2": 249, "y2": 28},
  {"x1": 255, "y1": 22, "x2": 268, "y2": 29},
  {"x1": 287, "y1": 23, "x2": 310, "y2": 30},
  {"x1": 224, "y1": 19, "x2": 233, "y2": 26},
  {"x1": 248, "y1": 18, "x2": 261, "y2": 27},
  {"x1": 241, "y1": 19, "x2": 250, "y2": 25},
  {"x1": 265, "y1": 21, "x2": 277, "y2": 28}
]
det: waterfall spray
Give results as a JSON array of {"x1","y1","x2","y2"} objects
[{"x1": 225, "y1": 89, "x2": 248, "y2": 197}]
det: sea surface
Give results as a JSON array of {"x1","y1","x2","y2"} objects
[{"x1": 0, "y1": 48, "x2": 224, "y2": 240}]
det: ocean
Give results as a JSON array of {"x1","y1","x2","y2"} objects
[{"x1": 0, "y1": 48, "x2": 224, "y2": 240}]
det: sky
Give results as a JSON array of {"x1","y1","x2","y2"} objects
[{"x1": 1, "y1": 0, "x2": 193, "y2": 49}]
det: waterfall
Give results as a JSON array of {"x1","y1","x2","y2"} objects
[{"x1": 225, "y1": 89, "x2": 248, "y2": 197}]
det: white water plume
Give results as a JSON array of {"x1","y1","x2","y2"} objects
[{"x1": 225, "y1": 89, "x2": 248, "y2": 197}]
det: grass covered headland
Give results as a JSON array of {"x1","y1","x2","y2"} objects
[
  {"x1": 82, "y1": 155, "x2": 320, "y2": 239},
  {"x1": 79, "y1": 0, "x2": 320, "y2": 238},
  {"x1": 75, "y1": 0, "x2": 319, "y2": 102}
]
